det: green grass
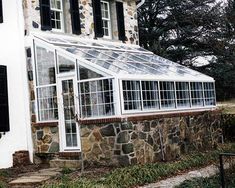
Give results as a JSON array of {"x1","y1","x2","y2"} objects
[
  {"x1": 0, "y1": 170, "x2": 10, "y2": 188},
  {"x1": 42, "y1": 143, "x2": 235, "y2": 188}
]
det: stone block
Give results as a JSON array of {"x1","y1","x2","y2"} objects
[
  {"x1": 81, "y1": 127, "x2": 91, "y2": 137},
  {"x1": 147, "y1": 135, "x2": 154, "y2": 146},
  {"x1": 117, "y1": 131, "x2": 130, "y2": 143},
  {"x1": 116, "y1": 155, "x2": 130, "y2": 166},
  {"x1": 81, "y1": 138, "x2": 92, "y2": 152},
  {"x1": 121, "y1": 122, "x2": 133, "y2": 130},
  {"x1": 50, "y1": 159, "x2": 81, "y2": 169},
  {"x1": 48, "y1": 142, "x2": 59, "y2": 153},
  {"x1": 42, "y1": 134, "x2": 52, "y2": 144},
  {"x1": 50, "y1": 127, "x2": 58, "y2": 134},
  {"x1": 122, "y1": 143, "x2": 134, "y2": 154},
  {"x1": 100, "y1": 124, "x2": 116, "y2": 137},
  {"x1": 143, "y1": 121, "x2": 151, "y2": 132},
  {"x1": 37, "y1": 130, "x2": 43, "y2": 140}
]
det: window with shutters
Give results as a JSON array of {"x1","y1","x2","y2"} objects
[
  {"x1": 50, "y1": 0, "x2": 64, "y2": 31},
  {"x1": 101, "y1": 1, "x2": 112, "y2": 38}
]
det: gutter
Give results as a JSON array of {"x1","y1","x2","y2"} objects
[{"x1": 136, "y1": 0, "x2": 145, "y2": 8}]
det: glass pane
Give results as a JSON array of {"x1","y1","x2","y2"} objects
[
  {"x1": 79, "y1": 66, "x2": 103, "y2": 80},
  {"x1": 142, "y1": 81, "x2": 160, "y2": 109},
  {"x1": 204, "y1": 82, "x2": 216, "y2": 106},
  {"x1": 190, "y1": 82, "x2": 204, "y2": 107},
  {"x1": 122, "y1": 80, "x2": 141, "y2": 111},
  {"x1": 36, "y1": 46, "x2": 56, "y2": 86},
  {"x1": 176, "y1": 82, "x2": 190, "y2": 108},
  {"x1": 160, "y1": 82, "x2": 176, "y2": 109},
  {"x1": 37, "y1": 86, "x2": 58, "y2": 121},
  {"x1": 58, "y1": 55, "x2": 75, "y2": 73}
]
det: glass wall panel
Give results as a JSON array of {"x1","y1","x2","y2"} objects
[
  {"x1": 36, "y1": 46, "x2": 56, "y2": 86},
  {"x1": 58, "y1": 55, "x2": 75, "y2": 73},
  {"x1": 36, "y1": 85, "x2": 58, "y2": 121},
  {"x1": 204, "y1": 82, "x2": 216, "y2": 106},
  {"x1": 190, "y1": 82, "x2": 204, "y2": 107},
  {"x1": 160, "y1": 82, "x2": 176, "y2": 109},
  {"x1": 122, "y1": 81, "x2": 141, "y2": 111},
  {"x1": 79, "y1": 79, "x2": 115, "y2": 118},
  {"x1": 79, "y1": 66, "x2": 103, "y2": 80},
  {"x1": 176, "y1": 82, "x2": 190, "y2": 108},
  {"x1": 141, "y1": 81, "x2": 160, "y2": 109},
  {"x1": 35, "y1": 45, "x2": 58, "y2": 121}
]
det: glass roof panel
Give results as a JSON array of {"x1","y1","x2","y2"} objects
[{"x1": 33, "y1": 33, "x2": 214, "y2": 81}]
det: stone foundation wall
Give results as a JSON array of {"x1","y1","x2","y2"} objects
[{"x1": 80, "y1": 111, "x2": 223, "y2": 166}]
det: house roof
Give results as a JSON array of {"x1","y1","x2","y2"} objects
[{"x1": 32, "y1": 32, "x2": 214, "y2": 82}]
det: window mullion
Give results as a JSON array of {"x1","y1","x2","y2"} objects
[
  {"x1": 189, "y1": 82, "x2": 192, "y2": 108},
  {"x1": 140, "y1": 81, "x2": 144, "y2": 111},
  {"x1": 158, "y1": 81, "x2": 162, "y2": 110},
  {"x1": 202, "y1": 82, "x2": 205, "y2": 107},
  {"x1": 174, "y1": 81, "x2": 177, "y2": 109}
]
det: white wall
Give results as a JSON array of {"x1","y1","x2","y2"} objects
[{"x1": 0, "y1": 0, "x2": 32, "y2": 168}]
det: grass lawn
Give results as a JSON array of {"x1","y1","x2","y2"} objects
[
  {"x1": 176, "y1": 168, "x2": 235, "y2": 188},
  {"x1": 41, "y1": 143, "x2": 235, "y2": 188},
  {"x1": 218, "y1": 98, "x2": 235, "y2": 114}
]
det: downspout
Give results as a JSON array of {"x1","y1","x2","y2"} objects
[{"x1": 136, "y1": 0, "x2": 146, "y2": 9}]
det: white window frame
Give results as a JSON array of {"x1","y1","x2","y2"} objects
[
  {"x1": 101, "y1": 0, "x2": 112, "y2": 39},
  {"x1": 33, "y1": 40, "x2": 59, "y2": 123},
  {"x1": 50, "y1": 0, "x2": 64, "y2": 32},
  {"x1": 120, "y1": 79, "x2": 216, "y2": 115}
]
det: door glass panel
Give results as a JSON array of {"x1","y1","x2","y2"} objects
[{"x1": 62, "y1": 79, "x2": 78, "y2": 147}]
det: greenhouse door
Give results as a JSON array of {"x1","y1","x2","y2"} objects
[{"x1": 57, "y1": 76, "x2": 81, "y2": 151}]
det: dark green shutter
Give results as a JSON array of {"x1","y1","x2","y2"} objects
[
  {"x1": 92, "y1": 0, "x2": 103, "y2": 38},
  {"x1": 70, "y1": 0, "x2": 81, "y2": 35},
  {"x1": 39, "y1": 0, "x2": 52, "y2": 30},
  {"x1": 116, "y1": 2, "x2": 126, "y2": 41},
  {"x1": 0, "y1": 0, "x2": 3, "y2": 23},
  {"x1": 0, "y1": 66, "x2": 9, "y2": 132}
]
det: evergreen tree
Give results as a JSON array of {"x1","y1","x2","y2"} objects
[
  {"x1": 138, "y1": 0, "x2": 235, "y2": 100},
  {"x1": 138, "y1": 0, "x2": 223, "y2": 65}
]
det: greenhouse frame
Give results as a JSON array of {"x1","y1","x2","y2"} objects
[
  {"x1": 32, "y1": 32, "x2": 216, "y2": 122},
  {"x1": 30, "y1": 32, "x2": 216, "y2": 150}
]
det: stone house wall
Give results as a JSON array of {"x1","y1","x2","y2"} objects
[
  {"x1": 23, "y1": 0, "x2": 139, "y2": 44},
  {"x1": 32, "y1": 110, "x2": 223, "y2": 166}
]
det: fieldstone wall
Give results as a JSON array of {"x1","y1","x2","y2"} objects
[
  {"x1": 80, "y1": 112, "x2": 223, "y2": 166},
  {"x1": 32, "y1": 126, "x2": 60, "y2": 153},
  {"x1": 123, "y1": 0, "x2": 139, "y2": 44},
  {"x1": 23, "y1": 0, "x2": 139, "y2": 44}
]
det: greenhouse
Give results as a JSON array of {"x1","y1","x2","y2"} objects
[{"x1": 32, "y1": 33, "x2": 216, "y2": 123}]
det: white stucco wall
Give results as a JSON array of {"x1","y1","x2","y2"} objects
[{"x1": 0, "y1": 0, "x2": 32, "y2": 168}]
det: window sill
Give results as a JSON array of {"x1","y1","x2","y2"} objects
[
  {"x1": 78, "y1": 108, "x2": 221, "y2": 125},
  {"x1": 32, "y1": 121, "x2": 58, "y2": 127}
]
